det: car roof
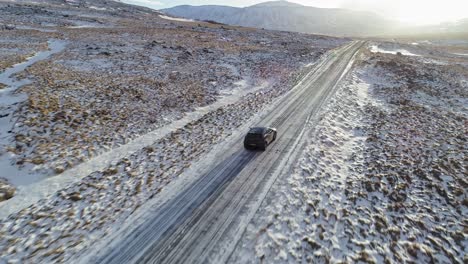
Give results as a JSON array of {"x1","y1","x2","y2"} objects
[{"x1": 248, "y1": 127, "x2": 267, "y2": 134}]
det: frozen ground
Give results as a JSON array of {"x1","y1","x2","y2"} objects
[
  {"x1": 159, "y1": 15, "x2": 195, "y2": 23},
  {"x1": 0, "y1": 79, "x2": 270, "y2": 218},
  {"x1": 0, "y1": 51, "x2": 336, "y2": 263},
  {"x1": 230, "y1": 43, "x2": 467, "y2": 263},
  {"x1": 393, "y1": 38, "x2": 468, "y2": 63},
  {"x1": 0, "y1": 0, "x2": 349, "y2": 262},
  {"x1": 370, "y1": 43, "x2": 419, "y2": 56},
  {"x1": 0, "y1": 39, "x2": 67, "y2": 202},
  {"x1": 0, "y1": 31, "x2": 50, "y2": 73},
  {"x1": 0, "y1": 0, "x2": 346, "y2": 205},
  {"x1": 2, "y1": 1, "x2": 464, "y2": 263}
]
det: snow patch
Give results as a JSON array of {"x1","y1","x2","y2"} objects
[
  {"x1": 89, "y1": 6, "x2": 107, "y2": 11},
  {"x1": 159, "y1": 15, "x2": 195, "y2": 23},
  {"x1": 0, "y1": 39, "x2": 67, "y2": 187},
  {"x1": 370, "y1": 45, "x2": 419, "y2": 56}
]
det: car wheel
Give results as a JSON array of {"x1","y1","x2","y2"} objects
[{"x1": 273, "y1": 131, "x2": 277, "y2": 141}]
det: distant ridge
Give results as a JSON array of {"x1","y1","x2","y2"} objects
[
  {"x1": 161, "y1": 1, "x2": 395, "y2": 37},
  {"x1": 250, "y1": 1, "x2": 303, "y2": 8},
  {"x1": 161, "y1": 1, "x2": 468, "y2": 37}
]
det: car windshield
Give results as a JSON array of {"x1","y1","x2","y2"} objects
[
  {"x1": 249, "y1": 127, "x2": 265, "y2": 134},
  {"x1": 247, "y1": 133, "x2": 263, "y2": 138}
]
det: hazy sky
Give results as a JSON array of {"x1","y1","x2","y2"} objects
[{"x1": 122, "y1": 0, "x2": 468, "y2": 25}]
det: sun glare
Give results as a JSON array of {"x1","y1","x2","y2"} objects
[
  {"x1": 390, "y1": 0, "x2": 468, "y2": 25},
  {"x1": 292, "y1": 0, "x2": 468, "y2": 25}
]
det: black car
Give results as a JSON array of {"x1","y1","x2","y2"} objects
[{"x1": 244, "y1": 127, "x2": 277, "y2": 150}]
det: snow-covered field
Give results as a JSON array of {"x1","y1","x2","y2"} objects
[
  {"x1": 0, "y1": 39, "x2": 67, "y2": 190},
  {"x1": 0, "y1": 51, "x2": 335, "y2": 263},
  {"x1": 0, "y1": 32, "x2": 50, "y2": 73},
  {"x1": 0, "y1": 0, "x2": 348, "y2": 262},
  {"x1": 370, "y1": 43, "x2": 419, "y2": 56},
  {"x1": 1, "y1": 1, "x2": 465, "y2": 263},
  {"x1": 0, "y1": 79, "x2": 270, "y2": 218},
  {"x1": 231, "y1": 44, "x2": 467, "y2": 263},
  {"x1": 0, "y1": 0, "x2": 346, "y2": 206},
  {"x1": 3, "y1": 26, "x2": 341, "y2": 180}
]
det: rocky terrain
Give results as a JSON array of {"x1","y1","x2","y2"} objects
[
  {"x1": 231, "y1": 43, "x2": 467, "y2": 263},
  {"x1": 0, "y1": 0, "x2": 347, "y2": 262}
]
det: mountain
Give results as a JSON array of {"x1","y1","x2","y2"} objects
[
  {"x1": 250, "y1": 0, "x2": 303, "y2": 7},
  {"x1": 161, "y1": 1, "x2": 396, "y2": 37}
]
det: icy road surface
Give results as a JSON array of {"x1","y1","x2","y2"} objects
[{"x1": 87, "y1": 41, "x2": 364, "y2": 264}]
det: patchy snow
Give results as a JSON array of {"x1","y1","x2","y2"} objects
[
  {"x1": 370, "y1": 44, "x2": 419, "y2": 56},
  {"x1": 2, "y1": 24, "x2": 341, "y2": 180},
  {"x1": 15, "y1": 26, "x2": 57, "y2": 32},
  {"x1": 230, "y1": 46, "x2": 467, "y2": 263},
  {"x1": 0, "y1": 59, "x2": 320, "y2": 261},
  {"x1": 0, "y1": 39, "x2": 67, "y2": 189},
  {"x1": 66, "y1": 20, "x2": 112, "y2": 29},
  {"x1": 0, "y1": 43, "x2": 347, "y2": 262},
  {"x1": 67, "y1": 24, "x2": 103, "y2": 28},
  {"x1": 219, "y1": 79, "x2": 270, "y2": 101},
  {"x1": 159, "y1": 15, "x2": 195, "y2": 23},
  {"x1": 89, "y1": 6, "x2": 107, "y2": 11},
  {"x1": 0, "y1": 79, "x2": 271, "y2": 218},
  {"x1": 77, "y1": 72, "x2": 303, "y2": 264},
  {"x1": 231, "y1": 66, "x2": 373, "y2": 264},
  {"x1": 0, "y1": 1, "x2": 349, "y2": 261},
  {"x1": 0, "y1": 40, "x2": 66, "y2": 93}
]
